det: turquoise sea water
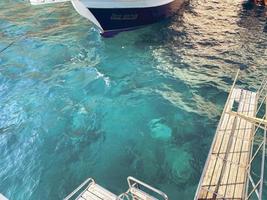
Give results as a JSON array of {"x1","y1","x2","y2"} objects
[{"x1": 0, "y1": 0, "x2": 267, "y2": 199}]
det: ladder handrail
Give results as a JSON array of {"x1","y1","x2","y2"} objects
[
  {"x1": 257, "y1": 78, "x2": 267, "y2": 95},
  {"x1": 64, "y1": 178, "x2": 95, "y2": 200},
  {"x1": 118, "y1": 193, "x2": 131, "y2": 200},
  {"x1": 127, "y1": 176, "x2": 168, "y2": 200}
]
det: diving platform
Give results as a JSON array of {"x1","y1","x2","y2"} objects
[
  {"x1": 64, "y1": 177, "x2": 168, "y2": 200},
  {"x1": 195, "y1": 70, "x2": 266, "y2": 200}
]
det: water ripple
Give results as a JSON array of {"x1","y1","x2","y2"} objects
[{"x1": 0, "y1": 0, "x2": 266, "y2": 200}]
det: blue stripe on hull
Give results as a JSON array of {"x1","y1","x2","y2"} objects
[{"x1": 88, "y1": 0, "x2": 184, "y2": 37}]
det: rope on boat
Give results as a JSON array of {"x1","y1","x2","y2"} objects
[{"x1": 0, "y1": 36, "x2": 26, "y2": 55}]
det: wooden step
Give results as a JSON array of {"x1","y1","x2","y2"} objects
[{"x1": 80, "y1": 184, "x2": 117, "y2": 200}]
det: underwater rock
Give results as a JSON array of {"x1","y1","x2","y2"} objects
[
  {"x1": 66, "y1": 105, "x2": 104, "y2": 148},
  {"x1": 164, "y1": 147, "x2": 192, "y2": 185},
  {"x1": 149, "y1": 118, "x2": 172, "y2": 140},
  {"x1": 71, "y1": 107, "x2": 88, "y2": 136},
  {"x1": 140, "y1": 148, "x2": 159, "y2": 180}
]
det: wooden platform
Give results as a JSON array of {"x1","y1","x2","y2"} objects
[
  {"x1": 65, "y1": 176, "x2": 168, "y2": 200},
  {"x1": 195, "y1": 88, "x2": 258, "y2": 200},
  {"x1": 78, "y1": 183, "x2": 117, "y2": 200},
  {"x1": 129, "y1": 187, "x2": 157, "y2": 200}
]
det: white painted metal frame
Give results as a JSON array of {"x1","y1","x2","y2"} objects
[
  {"x1": 244, "y1": 78, "x2": 267, "y2": 200},
  {"x1": 125, "y1": 176, "x2": 168, "y2": 200}
]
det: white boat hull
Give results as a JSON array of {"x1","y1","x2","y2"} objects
[
  {"x1": 72, "y1": 0, "x2": 185, "y2": 36},
  {"x1": 30, "y1": 0, "x2": 186, "y2": 36}
]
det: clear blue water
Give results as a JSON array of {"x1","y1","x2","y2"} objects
[{"x1": 0, "y1": 0, "x2": 267, "y2": 199}]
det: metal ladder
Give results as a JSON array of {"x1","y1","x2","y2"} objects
[
  {"x1": 119, "y1": 177, "x2": 168, "y2": 200},
  {"x1": 64, "y1": 178, "x2": 118, "y2": 200}
]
